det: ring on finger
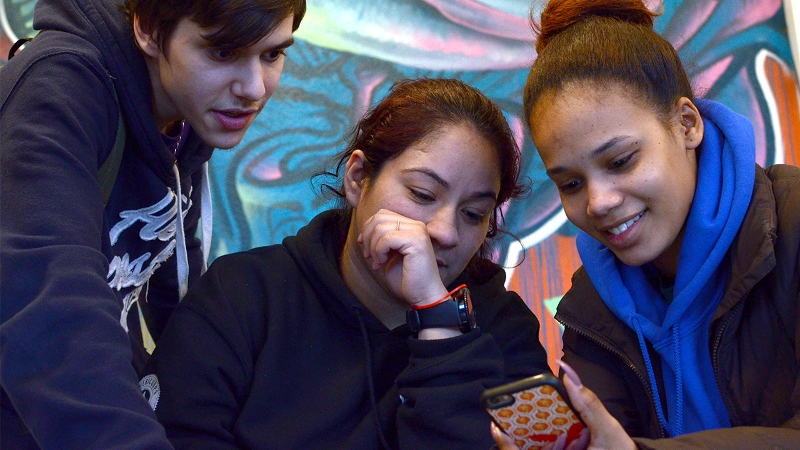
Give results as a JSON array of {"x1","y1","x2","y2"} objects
[{"x1": 396, "y1": 220, "x2": 400, "y2": 231}]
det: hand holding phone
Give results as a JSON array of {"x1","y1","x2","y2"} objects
[{"x1": 480, "y1": 373, "x2": 584, "y2": 450}]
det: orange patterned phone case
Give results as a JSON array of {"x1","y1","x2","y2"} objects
[{"x1": 480, "y1": 373, "x2": 584, "y2": 450}]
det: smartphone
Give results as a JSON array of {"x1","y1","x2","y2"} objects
[{"x1": 480, "y1": 373, "x2": 584, "y2": 450}]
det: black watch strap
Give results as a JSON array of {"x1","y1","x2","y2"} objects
[{"x1": 406, "y1": 287, "x2": 475, "y2": 333}]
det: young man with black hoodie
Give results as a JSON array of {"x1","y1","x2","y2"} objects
[{"x1": 0, "y1": 0, "x2": 305, "y2": 448}]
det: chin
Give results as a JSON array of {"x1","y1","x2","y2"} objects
[
  {"x1": 611, "y1": 250, "x2": 653, "y2": 268},
  {"x1": 209, "y1": 134, "x2": 246, "y2": 150},
  {"x1": 193, "y1": 126, "x2": 246, "y2": 150}
]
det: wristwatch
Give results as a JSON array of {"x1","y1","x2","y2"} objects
[{"x1": 406, "y1": 285, "x2": 476, "y2": 333}]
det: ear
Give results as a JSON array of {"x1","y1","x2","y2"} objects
[
  {"x1": 343, "y1": 150, "x2": 367, "y2": 208},
  {"x1": 133, "y1": 15, "x2": 161, "y2": 58},
  {"x1": 675, "y1": 97, "x2": 704, "y2": 150}
]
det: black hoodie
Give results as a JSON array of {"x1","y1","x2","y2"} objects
[
  {"x1": 0, "y1": 0, "x2": 213, "y2": 448},
  {"x1": 142, "y1": 210, "x2": 551, "y2": 449}
]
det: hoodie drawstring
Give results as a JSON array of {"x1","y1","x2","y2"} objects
[
  {"x1": 631, "y1": 316, "x2": 683, "y2": 437},
  {"x1": 199, "y1": 162, "x2": 212, "y2": 273},
  {"x1": 172, "y1": 164, "x2": 189, "y2": 299},
  {"x1": 672, "y1": 323, "x2": 683, "y2": 436},
  {"x1": 172, "y1": 162, "x2": 213, "y2": 299},
  {"x1": 353, "y1": 306, "x2": 391, "y2": 450}
]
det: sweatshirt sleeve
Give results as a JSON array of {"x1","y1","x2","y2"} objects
[
  {"x1": 394, "y1": 289, "x2": 550, "y2": 449},
  {"x1": 142, "y1": 257, "x2": 258, "y2": 450},
  {"x1": 0, "y1": 52, "x2": 172, "y2": 449}
]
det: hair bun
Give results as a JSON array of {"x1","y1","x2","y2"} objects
[{"x1": 535, "y1": 0, "x2": 658, "y2": 54}]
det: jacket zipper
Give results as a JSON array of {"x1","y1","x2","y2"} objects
[
  {"x1": 710, "y1": 296, "x2": 746, "y2": 426},
  {"x1": 555, "y1": 313, "x2": 668, "y2": 438}
]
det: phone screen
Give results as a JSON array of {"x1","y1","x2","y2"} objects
[{"x1": 481, "y1": 375, "x2": 584, "y2": 450}]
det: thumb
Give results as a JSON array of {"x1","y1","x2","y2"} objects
[
  {"x1": 557, "y1": 360, "x2": 601, "y2": 425},
  {"x1": 557, "y1": 360, "x2": 635, "y2": 450},
  {"x1": 491, "y1": 421, "x2": 521, "y2": 450}
]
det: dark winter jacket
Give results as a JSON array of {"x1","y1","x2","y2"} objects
[
  {"x1": 0, "y1": 0, "x2": 213, "y2": 448},
  {"x1": 141, "y1": 210, "x2": 551, "y2": 450},
  {"x1": 556, "y1": 164, "x2": 800, "y2": 449}
]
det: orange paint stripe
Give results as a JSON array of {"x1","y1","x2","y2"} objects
[
  {"x1": 508, "y1": 233, "x2": 581, "y2": 372},
  {"x1": 765, "y1": 56, "x2": 800, "y2": 166}
]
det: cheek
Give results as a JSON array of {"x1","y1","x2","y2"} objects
[
  {"x1": 460, "y1": 224, "x2": 490, "y2": 255},
  {"x1": 204, "y1": 72, "x2": 232, "y2": 96},
  {"x1": 266, "y1": 63, "x2": 285, "y2": 92},
  {"x1": 189, "y1": 63, "x2": 235, "y2": 93},
  {"x1": 560, "y1": 195, "x2": 589, "y2": 229},
  {"x1": 647, "y1": 160, "x2": 693, "y2": 208},
  {"x1": 671, "y1": 177, "x2": 696, "y2": 220}
]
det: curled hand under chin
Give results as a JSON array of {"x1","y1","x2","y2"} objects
[{"x1": 358, "y1": 209, "x2": 449, "y2": 307}]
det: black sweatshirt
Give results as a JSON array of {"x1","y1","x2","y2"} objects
[{"x1": 142, "y1": 210, "x2": 550, "y2": 449}]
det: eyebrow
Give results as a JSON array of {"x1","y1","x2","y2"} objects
[
  {"x1": 545, "y1": 135, "x2": 632, "y2": 177},
  {"x1": 402, "y1": 168, "x2": 498, "y2": 200},
  {"x1": 272, "y1": 37, "x2": 295, "y2": 50},
  {"x1": 204, "y1": 36, "x2": 295, "y2": 51}
]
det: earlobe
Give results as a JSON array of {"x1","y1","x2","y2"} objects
[
  {"x1": 343, "y1": 150, "x2": 367, "y2": 208},
  {"x1": 677, "y1": 97, "x2": 704, "y2": 150},
  {"x1": 133, "y1": 15, "x2": 160, "y2": 58}
]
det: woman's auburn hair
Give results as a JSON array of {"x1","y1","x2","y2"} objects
[{"x1": 319, "y1": 77, "x2": 529, "y2": 272}]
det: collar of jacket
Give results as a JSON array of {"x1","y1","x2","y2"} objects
[{"x1": 713, "y1": 164, "x2": 777, "y2": 320}]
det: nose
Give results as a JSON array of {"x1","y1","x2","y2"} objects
[
  {"x1": 426, "y1": 209, "x2": 459, "y2": 250},
  {"x1": 231, "y1": 58, "x2": 268, "y2": 102},
  {"x1": 586, "y1": 180, "x2": 623, "y2": 218}
]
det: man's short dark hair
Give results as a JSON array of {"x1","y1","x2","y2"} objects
[{"x1": 125, "y1": 0, "x2": 306, "y2": 54}]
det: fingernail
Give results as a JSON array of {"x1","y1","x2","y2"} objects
[
  {"x1": 554, "y1": 432, "x2": 567, "y2": 450},
  {"x1": 576, "y1": 427, "x2": 590, "y2": 447},
  {"x1": 557, "y1": 360, "x2": 583, "y2": 389},
  {"x1": 490, "y1": 421, "x2": 500, "y2": 437}
]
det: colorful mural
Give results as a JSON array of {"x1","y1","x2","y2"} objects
[{"x1": 2, "y1": 0, "x2": 798, "y2": 371}]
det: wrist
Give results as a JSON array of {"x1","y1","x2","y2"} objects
[
  {"x1": 412, "y1": 284, "x2": 466, "y2": 309},
  {"x1": 406, "y1": 285, "x2": 475, "y2": 334},
  {"x1": 417, "y1": 327, "x2": 463, "y2": 340}
]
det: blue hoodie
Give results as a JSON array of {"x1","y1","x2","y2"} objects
[
  {"x1": 0, "y1": 0, "x2": 213, "y2": 448},
  {"x1": 576, "y1": 99, "x2": 756, "y2": 436}
]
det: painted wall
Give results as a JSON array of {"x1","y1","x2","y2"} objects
[{"x1": 3, "y1": 0, "x2": 798, "y2": 371}]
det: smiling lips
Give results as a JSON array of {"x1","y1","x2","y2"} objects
[
  {"x1": 213, "y1": 109, "x2": 256, "y2": 131},
  {"x1": 607, "y1": 212, "x2": 644, "y2": 236}
]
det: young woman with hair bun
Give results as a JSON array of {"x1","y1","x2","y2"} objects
[{"x1": 494, "y1": 0, "x2": 800, "y2": 449}]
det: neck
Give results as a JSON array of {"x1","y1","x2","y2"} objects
[
  {"x1": 653, "y1": 226, "x2": 686, "y2": 281},
  {"x1": 143, "y1": 56, "x2": 180, "y2": 133},
  {"x1": 340, "y1": 223, "x2": 408, "y2": 329}
]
